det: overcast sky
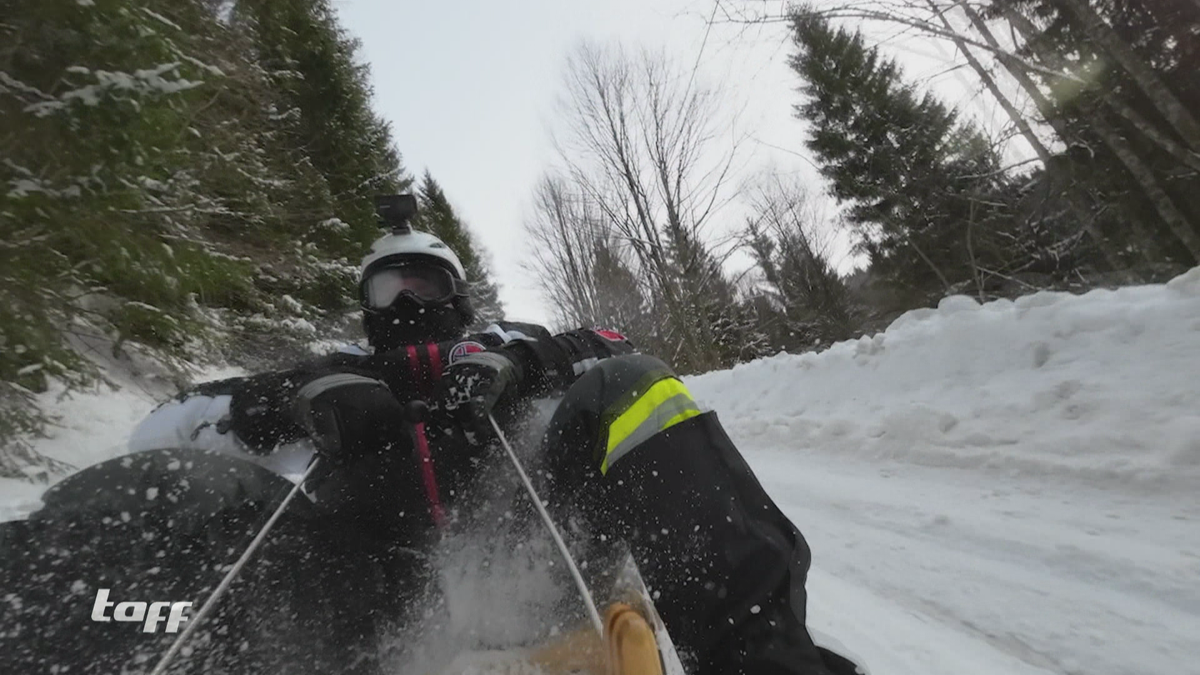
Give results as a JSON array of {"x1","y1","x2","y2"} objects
[{"x1": 334, "y1": 0, "x2": 1008, "y2": 325}]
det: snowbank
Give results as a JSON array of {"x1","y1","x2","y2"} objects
[
  {"x1": 687, "y1": 267, "x2": 1200, "y2": 488},
  {"x1": 0, "y1": 363, "x2": 244, "y2": 520}
]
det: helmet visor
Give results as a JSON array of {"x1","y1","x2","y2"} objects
[{"x1": 364, "y1": 264, "x2": 458, "y2": 308}]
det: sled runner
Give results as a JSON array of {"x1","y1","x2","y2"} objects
[
  {"x1": 524, "y1": 552, "x2": 684, "y2": 675},
  {"x1": 445, "y1": 552, "x2": 867, "y2": 675}
]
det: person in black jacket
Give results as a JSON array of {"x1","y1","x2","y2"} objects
[
  {"x1": 439, "y1": 350, "x2": 836, "y2": 675},
  {"x1": 127, "y1": 195, "x2": 637, "y2": 536}
]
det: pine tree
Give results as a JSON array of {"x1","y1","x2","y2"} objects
[
  {"x1": 234, "y1": 0, "x2": 408, "y2": 256},
  {"x1": 745, "y1": 180, "x2": 858, "y2": 349},
  {"x1": 413, "y1": 172, "x2": 505, "y2": 326},
  {"x1": 0, "y1": 0, "x2": 414, "y2": 470},
  {"x1": 990, "y1": 0, "x2": 1200, "y2": 268},
  {"x1": 788, "y1": 11, "x2": 1007, "y2": 299}
]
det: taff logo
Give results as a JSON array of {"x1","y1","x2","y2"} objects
[{"x1": 91, "y1": 588, "x2": 192, "y2": 633}]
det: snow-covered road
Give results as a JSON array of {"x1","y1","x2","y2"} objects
[{"x1": 745, "y1": 445, "x2": 1200, "y2": 675}]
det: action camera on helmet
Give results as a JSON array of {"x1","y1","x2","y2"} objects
[{"x1": 360, "y1": 194, "x2": 475, "y2": 349}]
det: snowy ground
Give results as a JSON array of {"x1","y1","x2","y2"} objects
[
  {"x1": 0, "y1": 377, "x2": 164, "y2": 521},
  {"x1": 3, "y1": 269, "x2": 1199, "y2": 674},
  {"x1": 749, "y1": 446, "x2": 1199, "y2": 675},
  {"x1": 0, "y1": 363, "x2": 243, "y2": 521}
]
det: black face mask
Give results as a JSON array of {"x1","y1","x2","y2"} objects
[{"x1": 363, "y1": 296, "x2": 468, "y2": 352}]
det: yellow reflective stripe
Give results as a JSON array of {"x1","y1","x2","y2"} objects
[
  {"x1": 606, "y1": 377, "x2": 692, "y2": 454},
  {"x1": 602, "y1": 377, "x2": 701, "y2": 475},
  {"x1": 660, "y1": 407, "x2": 702, "y2": 433},
  {"x1": 602, "y1": 393, "x2": 698, "y2": 474}
]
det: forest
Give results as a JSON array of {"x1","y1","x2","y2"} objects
[
  {"x1": 2, "y1": 0, "x2": 1196, "y2": 469},
  {"x1": 528, "y1": 0, "x2": 1199, "y2": 371},
  {"x1": 0, "y1": 0, "x2": 499, "y2": 470}
]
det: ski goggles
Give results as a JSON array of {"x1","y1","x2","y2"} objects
[{"x1": 363, "y1": 264, "x2": 464, "y2": 308}]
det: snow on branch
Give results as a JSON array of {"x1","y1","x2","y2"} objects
[{"x1": 23, "y1": 63, "x2": 204, "y2": 117}]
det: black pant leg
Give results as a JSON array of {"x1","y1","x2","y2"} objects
[{"x1": 541, "y1": 355, "x2": 832, "y2": 675}]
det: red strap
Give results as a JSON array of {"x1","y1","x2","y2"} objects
[
  {"x1": 428, "y1": 342, "x2": 443, "y2": 381},
  {"x1": 412, "y1": 422, "x2": 445, "y2": 527},
  {"x1": 405, "y1": 344, "x2": 445, "y2": 527}
]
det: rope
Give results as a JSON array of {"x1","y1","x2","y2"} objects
[
  {"x1": 151, "y1": 410, "x2": 606, "y2": 672},
  {"x1": 488, "y1": 414, "x2": 605, "y2": 635},
  {"x1": 148, "y1": 458, "x2": 322, "y2": 675}
]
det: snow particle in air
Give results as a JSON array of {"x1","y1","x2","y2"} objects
[{"x1": 750, "y1": 605, "x2": 761, "y2": 614}]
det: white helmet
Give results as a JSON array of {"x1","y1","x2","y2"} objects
[
  {"x1": 360, "y1": 229, "x2": 467, "y2": 281},
  {"x1": 359, "y1": 195, "x2": 474, "y2": 350}
]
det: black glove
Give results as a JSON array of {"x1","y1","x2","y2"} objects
[
  {"x1": 293, "y1": 373, "x2": 409, "y2": 462},
  {"x1": 292, "y1": 372, "x2": 426, "y2": 513},
  {"x1": 431, "y1": 351, "x2": 523, "y2": 445},
  {"x1": 224, "y1": 371, "x2": 311, "y2": 453}
]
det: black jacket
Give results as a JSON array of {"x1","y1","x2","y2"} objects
[
  {"x1": 222, "y1": 322, "x2": 634, "y2": 449},
  {"x1": 139, "y1": 322, "x2": 634, "y2": 525}
]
